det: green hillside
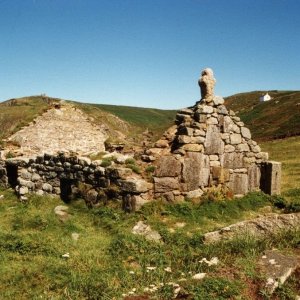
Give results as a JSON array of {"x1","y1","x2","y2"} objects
[
  {"x1": 0, "y1": 96, "x2": 177, "y2": 145},
  {"x1": 225, "y1": 91, "x2": 300, "y2": 141}
]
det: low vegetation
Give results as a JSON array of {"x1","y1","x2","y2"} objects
[{"x1": 0, "y1": 187, "x2": 299, "y2": 299}]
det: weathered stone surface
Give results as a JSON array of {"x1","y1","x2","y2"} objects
[
  {"x1": 209, "y1": 155, "x2": 219, "y2": 161},
  {"x1": 106, "y1": 167, "x2": 132, "y2": 179},
  {"x1": 227, "y1": 173, "x2": 248, "y2": 195},
  {"x1": 230, "y1": 133, "x2": 242, "y2": 145},
  {"x1": 119, "y1": 178, "x2": 151, "y2": 193},
  {"x1": 20, "y1": 169, "x2": 32, "y2": 180},
  {"x1": 224, "y1": 144, "x2": 235, "y2": 152},
  {"x1": 161, "y1": 191, "x2": 175, "y2": 202},
  {"x1": 197, "y1": 105, "x2": 214, "y2": 114},
  {"x1": 18, "y1": 178, "x2": 34, "y2": 189},
  {"x1": 19, "y1": 186, "x2": 29, "y2": 195},
  {"x1": 131, "y1": 194, "x2": 151, "y2": 211},
  {"x1": 190, "y1": 136, "x2": 205, "y2": 144},
  {"x1": 155, "y1": 139, "x2": 169, "y2": 148},
  {"x1": 86, "y1": 189, "x2": 98, "y2": 205},
  {"x1": 132, "y1": 221, "x2": 162, "y2": 243},
  {"x1": 42, "y1": 183, "x2": 53, "y2": 193},
  {"x1": 204, "y1": 125, "x2": 224, "y2": 155},
  {"x1": 260, "y1": 161, "x2": 281, "y2": 195},
  {"x1": 210, "y1": 160, "x2": 221, "y2": 167},
  {"x1": 154, "y1": 177, "x2": 180, "y2": 193},
  {"x1": 31, "y1": 173, "x2": 41, "y2": 182},
  {"x1": 223, "y1": 153, "x2": 245, "y2": 169},
  {"x1": 154, "y1": 156, "x2": 181, "y2": 177},
  {"x1": 251, "y1": 144, "x2": 261, "y2": 153},
  {"x1": 177, "y1": 135, "x2": 192, "y2": 144},
  {"x1": 236, "y1": 143, "x2": 250, "y2": 152},
  {"x1": 182, "y1": 144, "x2": 204, "y2": 152},
  {"x1": 177, "y1": 126, "x2": 194, "y2": 136},
  {"x1": 175, "y1": 113, "x2": 192, "y2": 124},
  {"x1": 194, "y1": 113, "x2": 208, "y2": 123},
  {"x1": 54, "y1": 205, "x2": 69, "y2": 222},
  {"x1": 206, "y1": 117, "x2": 218, "y2": 125},
  {"x1": 241, "y1": 127, "x2": 251, "y2": 139},
  {"x1": 248, "y1": 164, "x2": 261, "y2": 191},
  {"x1": 211, "y1": 167, "x2": 230, "y2": 183},
  {"x1": 259, "y1": 250, "x2": 300, "y2": 294},
  {"x1": 178, "y1": 108, "x2": 193, "y2": 115},
  {"x1": 217, "y1": 105, "x2": 228, "y2": 115},
  {"x1": 198, "y1": 68, "x2": 216, "y2": 102},
  {"x1": 256, "y1": 152, "x2": 269, "y2": 161},
  {"x1": 203, "y1": 213, "x2": 300, "y2": 244},
  {"x1": 182, "y1": 152, "x2": 209, "y2": 191},
  {"x1": 213, "y1": 96, "x2": 224, "y2": 105},
  {"x1": 193, "y1": 129, "x2": 206, "y2": 136}
]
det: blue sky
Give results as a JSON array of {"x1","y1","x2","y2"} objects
[{"x1": 0, "y1": 0, "x2": 299, "y2": 109}]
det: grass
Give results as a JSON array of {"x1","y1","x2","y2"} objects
[
  {"x1": 0, "y1": 187, "x2": 299, "y2": 299},
  {"x1": 261, "y1": 136, "x2": 300, "y2": 192}
]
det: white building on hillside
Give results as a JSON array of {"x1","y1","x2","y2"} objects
[{"x1": 260, "y1": 93, "x2": 272, "y2": 102}]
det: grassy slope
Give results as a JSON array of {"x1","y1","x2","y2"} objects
[
  {"x1": 77, "y1": 102, "x2": 177, "y2": 141},
  {"x1": 261, "y1": 136, "x2": 300, "y2": 192},
  {"x1": 0, "y1": 136, "x2": 299, "y2": 299},
  {"x1": 225, "y1": 91, "x2": 300, "y2": 141},
  {"x1": 0, "y1": 96, "x2": 177, "y2": 144},
  {"x1": 0, "y1": 189, "x2": 299, "y2": 300}
]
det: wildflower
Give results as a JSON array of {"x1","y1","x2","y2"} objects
[
  {"x1": 192, "y1": 273, "x2": 206, "y2": 280},
  {"x1": 199, "y1": 257, "x2": 219, "y2": 266}
]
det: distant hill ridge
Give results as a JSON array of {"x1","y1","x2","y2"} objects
[
  {"x1": 225, "y1": 90, "x2": 300, "y2": 141},
  {"x1": 1, "y1": 90, "x2": 300, "y2": 146}
]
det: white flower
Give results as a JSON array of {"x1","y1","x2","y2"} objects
[
  {"x1": 164, "y1": 267, "x2": 172, "y2": 273},
  {"x1": 192, "y1": 273, "x2": 206, "y2": 280},
  {"x1": 62, "y1": 252, "x2": 70, "y2": 258},
  {"x1": 146, "y1": 266, "x2": 156, "y2": 270},
  {"x1": 199, "y1": 257, "x2": 219, "y2": 266},
  {"x1": 129, "y1": 271, "x2": 135, "y2": 274}
]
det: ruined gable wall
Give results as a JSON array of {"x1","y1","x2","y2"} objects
[{"x1": 152, "y1": 68, "x2": 281, "y2": 200}]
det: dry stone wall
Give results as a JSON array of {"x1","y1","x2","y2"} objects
[{"x1": 0, "y1": 153, "x2": 152, "y2": 210}]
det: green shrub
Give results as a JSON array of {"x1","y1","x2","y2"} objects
[
  {"x1": 145, "y1": 165, "x2": 156, "y2": 173},
  {"x1": 126, "y1": 164, "x2": 141, "y2": 174},
  {"x1": 100, "y1": 158, "x2": 112, "y2": 167},
  {"x1": 125, "y1": 158, "x2": 136, "y2": 165}
]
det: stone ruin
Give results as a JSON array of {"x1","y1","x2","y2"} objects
[
  {"x1": 0, "y1": 68, "x2": 281, "y2": 210},
  {"x1": 151, "y1": 68, "x2": 281, "y2": 201}
]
